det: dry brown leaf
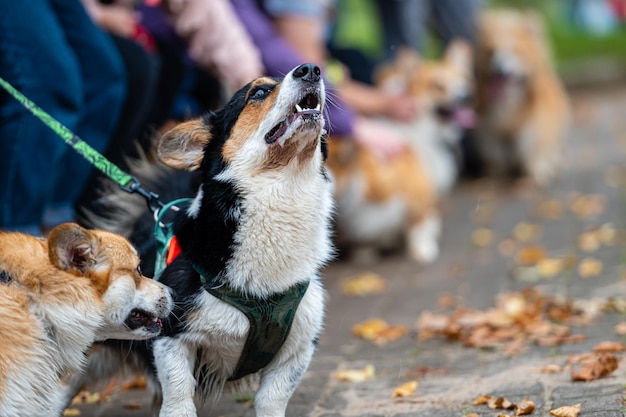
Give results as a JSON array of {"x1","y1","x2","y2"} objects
[
  {"x1": 549, "y1": 402, "x2": 582, "y2": 417},
  {"x1": 352, "y1": 318, "x2": 407, "y2": 345},
  {"x1": 341, "y1": 272, "x2": 387, "y2": 297},
  {"x1": 534, "y1": 364, "x2": 563, "y2": 373},
  {"x1": 515, "y1": 246, "x2": 546, "y2": 266},
  {"x1": 488, "y1": 396, "x2": 516, "y2": 410},
  {"x1": 593, "y1": 340, "x2": 626, "y2": 353},
  {"x1": 614, "y1": 321, "x2": 626, "y2": 335},
  {"x1": 352, "y1": 318, "x2": 389, "y2": 339},
  {"x1": 62, "y1": 409, "x2": 81, "y2": 417},
  {"x1": 570, "y1": 193, "x2": 605, "y2": 219},
  {"x1": 536, "y1": 258, "x2": 564, "y2": 278},
  {"x1": 513, "y1": 222, "x2": 542, "y2": 242},
  {"x1": 71, "y1": 391, "x2": 100, "y2": 405},
  {"x1": 335, "y1": 364, "x2": 375, "y2": 382},
  {"x1": 472, "y1": 228, "x2": 495, "y2": 248},
  {"x1": 515, "y1": 399, "x2": 536, "y2": 415},
  {"x1": 467, "y1": 414, "x2": 479, "y2": 417},
  {"x1": 535, "y1": 199, "x2": 564, "y2": 220},
  {"x1": 473, "y1": 394, "x2": 494, "y2": 405},
  {"x1": 122, "y1": 403, "x2": 142, "y2": 410},
  {"x1": 578, "y1": 257, "x2": 603, "y2": 278},
  {"x1": 391, "y1": 380, "x2": 419, "y2": 398},
  {"x1": 571, "y1": 353, "x2": 618, "y2": 381},
  {"x1": 577, "y1": 231, "x2": 601, "y2": 252},
  {"x1": 598, "y1": 223, "x2": 617, "y2": 246}
]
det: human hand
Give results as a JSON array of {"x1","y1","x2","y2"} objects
[
  {"x1": 98, "y1": 6, "x2": 137, "y2": 38},
  {"x1": 352, "y1": 117, "x2": 408, "y2": 161},
  {"x1": 383, "y1": 93, "x2": 418, "y2": 122}
]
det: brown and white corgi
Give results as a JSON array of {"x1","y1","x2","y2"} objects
[
  {"x1": 475, "y1": 9, "x2": 570, "y2": 185},
  {"x1": 327, "y1": 40, "x2": 475, "y2": 263},
  {"x1": 0, "y1": 223, "x2": 173, "y2": 417},
  {"x1": 69, "y1": 64, "x2": 333, "y2": 417}
]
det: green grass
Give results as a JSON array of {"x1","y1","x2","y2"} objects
[{"x1": 331, "y1": 0, "x2": 626, "y2": 69}]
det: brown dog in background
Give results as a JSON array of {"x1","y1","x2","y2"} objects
[
  {"x1": 327, "y1": 40, "x2": 474, "y2": 263},
  {"x1": 475, "y1": 9, "x2": 570, "y2": 185}
]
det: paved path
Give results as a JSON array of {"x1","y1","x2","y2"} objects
[{"x1": 72, "y1": 87, "x2": 626, "y2": 416}]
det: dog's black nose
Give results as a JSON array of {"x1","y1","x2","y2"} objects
[{"x1": 293, "y1": 64, "x2": 321, "y2": 83}]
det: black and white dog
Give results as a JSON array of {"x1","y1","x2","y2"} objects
[{"x1": 72, "y1": 64, "x2": 333, "y2": 417}]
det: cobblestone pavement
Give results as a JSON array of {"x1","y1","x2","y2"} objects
[{"x1": 72, "y1": 87, "x2": 626, "y2": 416}]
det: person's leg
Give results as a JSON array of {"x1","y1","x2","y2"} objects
[
  {"x1": 432, "y1": 0, "x2": 482, "y2": 47},
  {"x1": 44, "y1": 0, "x2": 126, "y2": 226},
  {"x1": 374, "y1": 0, "x2": 430, "y2": 59},
  {"x1": 0, "y1": 0, "x2": 83, "y2": 233}
]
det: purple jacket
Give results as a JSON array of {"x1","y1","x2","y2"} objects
[{"x1": 231, "y1": 0, "x2": 355, "y2": 136}]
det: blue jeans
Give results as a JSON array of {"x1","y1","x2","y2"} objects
[{"x1": 0, "y1": 0, "x2": 126, "y2": 234}]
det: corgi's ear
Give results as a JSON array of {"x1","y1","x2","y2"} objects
[
  {"x1": 48, "y1": 223, "x2": 97, "y2": 275},
  {"x1": 444, "y1": 38, "x2": 473, "y2": 75},
  {"x1": 158, "y1": 118, "x2": 212, "y2": 171}
]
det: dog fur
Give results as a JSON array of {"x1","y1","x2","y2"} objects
[
  {"x1": 327, "y1": 40, "x2": 474, "y2": 263},
  {"x1": 0, "y1": 223, "x2": 173, "y2": 417},
  {"x1": 70, "y1": 64, "x2": 333, "y2": 417},
  {"x1": 475, "y1": 9, "x2": 570, "y2": 185}
]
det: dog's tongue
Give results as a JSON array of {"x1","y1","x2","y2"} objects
[{"x1": 453, "y1": 107, "x2": 476, "y2": 129}]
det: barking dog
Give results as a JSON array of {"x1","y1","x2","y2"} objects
[
  {"x1": 72, "y1": 64, "x2": 333, "y2": 417},
  {"x1": 0, "y1": 223, "x2": 173, "y2": 417},
  {"x1": 327, "y1": 40, "x2": 474, "y2": 263},
  {"x1": 475, "y1": 9, "x2": 570, "y2": 185}
]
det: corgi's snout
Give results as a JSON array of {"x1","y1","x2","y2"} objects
[{"x1": 292, "y1": 63, "x2": 321, "y2": 84}]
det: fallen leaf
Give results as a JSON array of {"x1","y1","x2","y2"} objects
[
  {"x1": 578, "y1": 257, "x2": 603, "y2": 278},
  {"x1": 467, "y1": 414, "x2": 479, "y2": 417},
  {"x1": 593, "y1": 340, "x2": 626, "y2": 353},
  {"x1": 577, "y1": 231, "x2": 601, "y2": 252},
  {"x1": 536, "y1": 258, "x2": 564, "y2": 278},
  {"x1": 122, "y1": 403, "x2": 142, "y2": 410},
  {"x1": 534, "y1": 364, "x2": 563, "y2": 373},
  {"x1": 488, "y1": 396, "x2": 516, "y2": 410},
  {"x1": 598, "y1": 223, "x2": 617, "y2": 246},
  {"x1": 614, "y1": 321, "x2": 626, "y2": 335},
  {"x1": 513, "y1": 222, "x2": 542, "y2": 242},
  {"x1": 548, "y1": 402, "x2": 582, "y2": 417},
  {"x1": 535, "y1": 199, "x2": 564, "y2": 220},
  {"x1": 571, "y1": 353, "x2": 618, "y2": 381},
  {"x1": 515, "y1": 246, "x2": 546, "y2": 266},
  {"x1": 341, "y1": 272, "x2": 387, "y2": 297},
  {"x1": 391, "y1": 380, "x2": 419, "y2": 398},
  {"x1": 473, "y1": 394, "x2": 494, "y2": 405},
  {"x1": 570, "y1": 193, "x2": 605, "y2": 219},
  {"x1": 335, "y1": 364, "x2": 375, "y2": 382},
  {"x1": 62, "y1": 410, "x2": 81, "y2": 417},
  {"x1": 352, "y1": 318, "x2": 407, "y2": 345},
  {"x1": 472, "y1": 228, "x2": 495, "y2": 248},
  {"x1": 515, "y1": 399, "x2": 536, "y2": 415}
]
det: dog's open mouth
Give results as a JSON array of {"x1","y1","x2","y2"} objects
[
  {"x1": 436, "y1": 105, "x2": 475, "y2": 129},
  {"x1": 125, "y1": 308, "x2": 163, "y2": 333},
  {"x1": 265, "y1": 92, "x2": 321, "y2": 144}
]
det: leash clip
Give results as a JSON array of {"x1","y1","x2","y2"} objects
[{"x1": 121, "y1": 176, "x2": 164, "y2": 214}]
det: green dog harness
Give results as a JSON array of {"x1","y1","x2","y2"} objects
[
  {"x1": 199, "y1": 271, "x2": 309, "y2": 381},
  {"x1": 164, "y1": 234, "x2": 309, "y2": 381}
]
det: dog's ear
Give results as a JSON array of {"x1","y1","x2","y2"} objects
[
  {"x1": 48, "y1": 223, "x2": 97, "y2": 275},
  {"x1": 444, "y1": 38, "x2": 473, "y2": 76},
  {"x1": 158, "y1": 118, "x2": 212, "y2": 171}
]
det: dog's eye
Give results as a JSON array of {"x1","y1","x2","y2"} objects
[
  {"x1": 136, "y1": 265, "x2": 142, "y2": 276},
  {"x1": 250, "y1": 86, "x2": 270, "y2": 100}
]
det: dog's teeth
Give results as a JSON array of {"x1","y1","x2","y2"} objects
[
  {"x1": 151, "y1": 317, "x2": 158, "y2": 322},
  {"x1": 295, "y1": 104, "x2": 303, "y2": 113},
  {"x1": 314, "y1": 103, "x2": 321, "y2": 111}
]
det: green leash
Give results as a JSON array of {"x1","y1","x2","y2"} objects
[{"x1": 0, "y1": 77, "x2": 162, "y2": 211}]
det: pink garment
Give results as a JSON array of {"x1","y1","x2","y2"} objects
[{"x1": 165, "y1": 0, "x2": 263, "y2": 88}]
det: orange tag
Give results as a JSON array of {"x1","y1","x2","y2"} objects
[{"x1": 166, "y1": 236, "x2": 182, "y2": 265}]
